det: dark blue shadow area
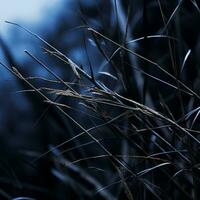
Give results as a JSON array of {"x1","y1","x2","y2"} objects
[{"x1": 0, "y1": 1, "x2": 112, "y2": 199}]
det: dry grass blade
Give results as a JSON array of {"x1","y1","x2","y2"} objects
[
  {"x1": 191, "y1": 109, "x2": 200, "y2": 128},
  {"x1": 51, "y1": 151, "x2": 116, "y2": 200},
  {"x1": 5, "y1": 21, "x2": 101, "y2": 90},
  {"x1": 1, "y1": 62, "x2": 166, "y2": 197},
  {"x1": 150, "y1": 150, "x2": 187, "y2": 157},
  {"x1": 150, "y1": 128, "x2": 190, "y2": 163},
  {"x1": 3, "y1": 4, "x2": 200, "y2": 198},
  {"x1": 88, "y1": 27, "x2": 200, "y2": 100},
  {"x1": 190, "y1": 0, "x2": 200, "y2": 13},
  {"x1": 33, "y1": 111, "x2": 128, "y2": 161},
  {"x1": 89, "y1": 27, "x2": 173, "y2": 86},
  {"x1": 96, "y1": 175, "x2": 162, "y2": 200},
  {"x1": 181, "y1": 49, "x2": 191, "y2": 72},
  {"x1": 115, "y1": 165, "x2": 134, "y2": 200},
  {"x1": 115, "y1": 93, "x2": 200, "y2": 145},
  {"x1": 129, "y1": 64, "x2": 193, "y2": 96},
  {"x1": 2, "y1": 64, "x2": 140, "y2": 179},
  {"x1": 99, "y1": 34, "x2": 177, "y2": 71},
  {"x1": 98, "y1": 71, "x2": 118, "y2": 80},
  {"x1": 24, "y1": 50, "x2": 78, "y2": 94},
  {"x1": 67, "y1": 155, "x2": 167, "y2": 167},
  {"x1": 67, "y1": 58, "x2": 81, "y2": 79},
  {"x1": 161, "y1": 0, "x2": 184, "y2": 34},
  {"x1": 43, "y1": 47, "x2": 81, "y2": 79},
  {"x1": 137, "y1": 162, "x2": 171, "y2": 177},
  {"x1": 12, "y1": 197, "x2": 36, "y2": 200}
]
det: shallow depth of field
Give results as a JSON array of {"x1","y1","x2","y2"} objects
[{"x1": 0, "y1": 0, "x2": 200, "y2": 199}]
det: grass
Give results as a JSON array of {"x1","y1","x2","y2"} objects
[{"x1": 1, "y1": 0, "x2": 200, "y2": 199}]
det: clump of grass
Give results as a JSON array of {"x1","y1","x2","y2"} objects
[{"x1": 1, "y1": 0, "x2": 200, "y2": 199}]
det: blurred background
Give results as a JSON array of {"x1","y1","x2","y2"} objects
[
  {"x1": 0, "y1": 1, "x2": 116, "y2": 199},
  {"x1": 0, "y1": 0, "x2": 200, "y2": 199}
]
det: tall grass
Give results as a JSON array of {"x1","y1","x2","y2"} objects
[{"x1": 1, "y1": 0, "x2": 200, "y2": 199}]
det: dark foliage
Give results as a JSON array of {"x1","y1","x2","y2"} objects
[{"x1": 0, "y1": 0, "x2": 200, "y2": 199}]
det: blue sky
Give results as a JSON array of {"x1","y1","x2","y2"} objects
[
  {"x1": 0, "y1": 0, "x2": 60, "y2": 79},
  {"x1": 0, "y1": 0, "x2": 58, "y2": 22},
  {"x1": 0, "y1": 0, "x2": 59, "y2": 36}
]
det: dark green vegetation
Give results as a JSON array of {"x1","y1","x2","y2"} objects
[{"x1": 0, "y1": 0, "x2": 200, "y2": 199}]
